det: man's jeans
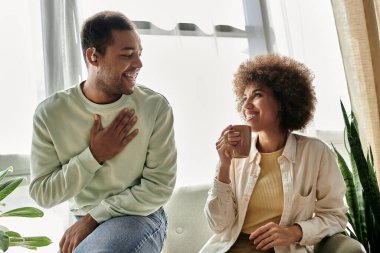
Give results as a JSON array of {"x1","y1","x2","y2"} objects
[{"x1": 73, "y1": 208, "x2": 167, "y2": 253}]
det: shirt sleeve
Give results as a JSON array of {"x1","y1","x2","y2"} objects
[
  {"x1": 295, "y1": 145, "x2": 348, "y2": 245},
  {"x1": 89, "y1": 104, "x2": 177, "y2": 223},
  {"x1": 204, "y1": 164, "x2": 237, "y2": 233},
  {"x1": 29, "y1": 110, "x2": 102, "y2": 208}
]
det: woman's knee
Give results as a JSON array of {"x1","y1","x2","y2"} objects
[{"x1": 315, "y1": 234, "x2": 366, "y2": 253}]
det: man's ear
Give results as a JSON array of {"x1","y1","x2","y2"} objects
[{"x1": 86, "y1": 47, "x2": 98, "y2": 65}]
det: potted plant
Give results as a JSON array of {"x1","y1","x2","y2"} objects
[
  {"x1": 0, "y1": 166, "x2": 51, "y2": 251},
  {"x1": 332, "y1": 101, "x2": 380, "y2": 253}
]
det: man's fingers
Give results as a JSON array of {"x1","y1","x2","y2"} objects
[
  {"x1": 114, "y1": 111, "x2": 138, "y2": 138},
  {"x1": 60, "y1": 237, "x2": 69, "y2": 253},
  {"x1": 111, "y1": 108, "x2": 134, "y2": 133},
  {"x1": 124, "y1": 116, "x2": 138, "y2": 133},
  {"x1": 68, "y1": 241, "x2": 76, "y2": 253},
  {"x1": 115, "y1": 115, "x2": 138, "y2": 139},
  {"x1": 107, "y1": 108, "x2": 126, "y2": 132},
  {"x1": 122, "y1": 129, "x2": 139, "y2": 145},
  {"x1": 59, "y1": 234, "x2": 65, "y2": 252},
  {"x1": 91, "y1": 114, "x2": 102, "y2": 135},
  {"x1": 90, "y1": 108, "x2": 138, "y2": 162}
]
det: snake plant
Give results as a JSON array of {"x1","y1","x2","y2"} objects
[
  {"x1": 0, "y1": 166, "x2": 51, "y2": 251},
  {"x1": 332, "y1": 101, "x2": 380, "y2": 253}
]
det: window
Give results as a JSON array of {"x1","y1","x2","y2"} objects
[
  {"x1": 0, "y1": 1, "x2": 45, "y2": 156},
  {"x1": 1, "y1": 3, "x2": 62, "y2": 253}
]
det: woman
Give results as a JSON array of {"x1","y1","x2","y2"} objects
[{"x1": 200, "y1": 54, "x2": 349, "y2": 253}]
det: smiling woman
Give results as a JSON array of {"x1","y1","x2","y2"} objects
[{"x1": 201, "y1": 54, "x2": 358, "y2": 253}]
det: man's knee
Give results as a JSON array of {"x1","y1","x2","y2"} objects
[
  {"x1": 314, "y1": 233, "x2": 366, "y2": 253},
  {"x1": 74, "y1": 211, "x2": 167, "y2": 253}
]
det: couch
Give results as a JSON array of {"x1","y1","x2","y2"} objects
[{"x1": 162, "y1": 184, "x2": 366, "y2": 253}]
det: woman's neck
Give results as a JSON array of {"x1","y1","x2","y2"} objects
[{"x1": 256, "y1": 131, "x2": 287, "y2": 153}]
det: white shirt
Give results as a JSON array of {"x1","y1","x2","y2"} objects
[{"x1": 200, "y1": 133, "x2": 348, "y2": 253}]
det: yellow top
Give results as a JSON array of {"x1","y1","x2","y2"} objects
[{"x1": 242, "y1": 147, "x2": 284, "y2": 234}]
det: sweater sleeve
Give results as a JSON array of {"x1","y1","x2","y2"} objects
[
  {"x1": 29, "y1": 110, "x2": 102, "y2": 208},
  {"x1": 89, "y1": 104, "x2": 177, "y2": 222},
  {"x1": 295, "y1": 145, "x2": 348, "y2": 245}
]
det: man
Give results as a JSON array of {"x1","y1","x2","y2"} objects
[{"x1": 29, "y1": 11, "x2": 177, "y2": 253}]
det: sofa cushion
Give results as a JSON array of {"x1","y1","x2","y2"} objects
[{"x1": 162, "y1": 184, "x2": 213, "y2": 253}]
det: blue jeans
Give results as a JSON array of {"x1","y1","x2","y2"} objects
[{"x1": 73, "y1": 208, "x2": 167, "y2": 253}]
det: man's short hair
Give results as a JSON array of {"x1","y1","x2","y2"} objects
[{"x1": 80, "y1": 11, "x2": 135, "y2": 62}]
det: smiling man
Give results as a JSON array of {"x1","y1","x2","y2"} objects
[{"x1": 29, "y1": 11, "x2": 177, "y2": 253}]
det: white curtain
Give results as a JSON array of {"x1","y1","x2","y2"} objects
[
  {"x1": 331, "y1": 0, "x2": 380, "y2": 185},
  {"x1": 41, "y1": 0, "x2": 82, "y2": 95},
  {"x1": 261, "y1": 0, "x2": 350, "y2": 138}
]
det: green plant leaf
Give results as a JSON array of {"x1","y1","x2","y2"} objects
[
  {"x1": 366, "y1": 201, "x2": 380, "y2": 253},
  {"x1": 340, "y1": 101, "x2": 351, "y2": 136},
  {"x1": 23, "y1": 236, "x2": 52, "y2": 247},
  {"x1": 345, "y1": 218, "x2": 358, "y2": 241},
  {"x1": 0, "y1": 167, "x2": 13, "y2": 183},
  {"x1": 0, "y1": 230, "x2": 9, "y2": 252},
  {"x1": 0, "y1": 207, "x2": 44, "y2": 218},
  {"x1": 348, "y1": 119, "x2": 380, "y2": 226},
  {"x1": 346, "y1": 213, "x2": 358, "y2": 239},
  {"x1": 366, "y1": 151, "x2": 379, "y2": 194},
  {"x1": 0, "y1": 167, "x2": 52, "y2": 251},
  {"x1": 0, "y1": 177, "x2": 23, "y2": 202},
  {"x1": 333, "y1": 144, "x2": 363, "y2": 242},
  {"x1": 367, "y1": 147, "x2": 374, "y2": 169},
  {"x1": 348, "y1": 150, "x2": 367, "y2": 244},
  {"x1": 339, "y1": 101, "x2": 380, "y2": 253},
  {"x1": 4, "y1": 231, "x2": 21, "y2": 238},
  {"x1": 9, "y1": 236, "x2": 52, "y2": 248}
]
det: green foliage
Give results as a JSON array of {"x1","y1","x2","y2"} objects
[
  {"x1": 333, "y1": 101, "x2": 380, "y2": 253},
  {"x1": 0, "y1": 166, "x2": 52, "y2": 252}
]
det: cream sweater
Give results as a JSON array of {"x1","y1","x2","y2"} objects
[{"x1": 29, "y1": 83, "x2": 177, "y2": 223}]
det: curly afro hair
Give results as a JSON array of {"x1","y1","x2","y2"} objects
[{"x1": 233, "y1": 54, "x2": 316, "y2": 132}]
